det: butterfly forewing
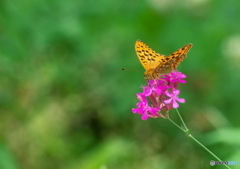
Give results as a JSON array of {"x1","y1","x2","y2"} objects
[
  {"x1": 135, "y1": 40, "x2": 165, "y2": 71},
  {"x1": 155, "y1": 43, "x2": 192, "y2": 73}
]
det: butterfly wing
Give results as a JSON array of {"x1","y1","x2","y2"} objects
[
  {"x1": 135, "y1": 40, "x2": 165, "y2": 71},
  {"x1": 154, "y1": 43, "x2": 192, "y2": 74}
]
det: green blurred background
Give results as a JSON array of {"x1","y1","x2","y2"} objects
[{"x1": 0, "y1": 0, "x2": 240, "y2": 169}]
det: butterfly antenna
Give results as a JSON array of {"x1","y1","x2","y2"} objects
[{"x1": 122, "y1": 68, "x2": 141, "y2": 72}]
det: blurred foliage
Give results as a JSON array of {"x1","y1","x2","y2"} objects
[{"x1": 0, "y1": 0, "x2": 240, "y2": 168}]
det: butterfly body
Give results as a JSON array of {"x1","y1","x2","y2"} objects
[{"x1": 135, "y1": 40, "x2": 192, "y2": 79}]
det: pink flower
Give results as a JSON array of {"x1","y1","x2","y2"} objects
[
  {"x1": 132, "y1": 70, "x2": 186, "y2": 120},
  {"x1": 165, "y1": 70, "x2": 187, "y2": 84},
  {"x1": 164, "y1": 89, "x2": 185, "y2": 108},
  {"x1": 132, "y1": 101, "x2": 161, "y2": 120}
]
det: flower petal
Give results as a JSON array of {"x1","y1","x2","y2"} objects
[
  {"x1": 179, "y1": 79, "x2": 186, "y2": 83},
  {"x1": 153, "y1": 87, "x2": 162, "y2": 95},
  {"x1": 148, "y1": 107, "x2": 160, "y2": 116},
  {"x1": 179, "y1": 74, "x2": 187, "y2": 78},
  {"x1": 177, "y1": 98, "x2": 185, "y2": 103},
  {"x1": 164, "y1": 90, "x2": 171, "y2": 97},
  {"x1": 132, "y1": 108, "x2": 139, "y2": 113},
  {"x1": 164, "y1": 98, "x2": 172, "y2": 104},
  {"x1": 141, "y1": 112, "x2": 149, "y2": 120},
  {"x1": 172, "y1": 100, "x2": 179, "y2": 108},
  {"x1": 142, "y1": 86, "x2": 152, "y2": 96},
  {"x1": 136, "y1": 93, "x2": 147, "y2": 102},
  {"x1": 173, "y1": 89, "x2": 180, "y2": 96}
]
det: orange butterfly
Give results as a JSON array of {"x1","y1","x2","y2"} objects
[{"x1": 135, "y1": 40, "x2": 192, "y2": 79}]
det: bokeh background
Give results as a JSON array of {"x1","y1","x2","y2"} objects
[{"x1": 0, "y1": 0, "x2": 240, "y2": 169}]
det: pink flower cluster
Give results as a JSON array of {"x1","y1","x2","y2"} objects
[{"x1": 132, "y1": 70, "x2": 187, "y2": 120}]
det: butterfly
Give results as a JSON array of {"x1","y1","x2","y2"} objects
[{"x1": 135, "y1": 40, "x2": 192, "y2": 79}]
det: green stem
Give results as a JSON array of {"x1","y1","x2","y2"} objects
[
  {"x1": 188, "y1": 134, "x2": 231, "y2": 169},
  {"x1": 167, "y1": 110, "x2": 232, "y2": 169},
  {"x1": 168, "y1": 117, "x2": 186, "y2": 132},
  {"x1": 175, "y1": 108, "x2": 188, "y2": 130}
]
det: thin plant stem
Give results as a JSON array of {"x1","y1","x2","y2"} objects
[
  {"x1": 175, "y1": 108, "x2": 188, "y2": 130},
  {"x1": 168, "y1": 117, "x2": 185, "y2": 132},
  {"x1": 188, "y1": 134, "x2": 231, "y2": 169},
  {"x1": 167, "y1": 111, "x2": 232, "y2": 169}
]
